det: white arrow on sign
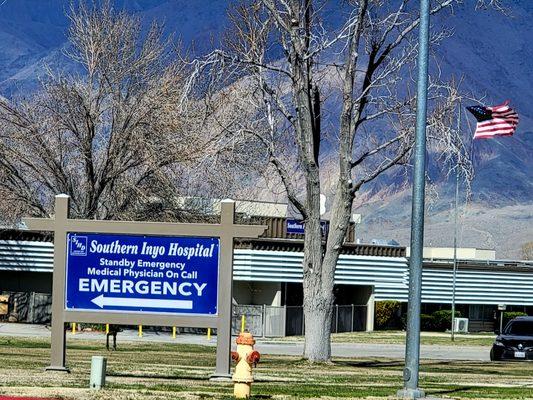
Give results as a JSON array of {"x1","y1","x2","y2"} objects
[{"x1": 91, "y1": 294, "x2": 193, "y2": 310}]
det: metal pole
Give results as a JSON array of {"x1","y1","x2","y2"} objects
[
  {"x1": 335, "y1": 305, "x2": 339, "y2": 333},
  {"x1": 301, "y1": 307, "x2": 305, "y2": 335},
  {"x1": 351, "y1": 304, "x2": 355, "y2": 333},
  {"x1": 451, "y1": 106, "x2": 461, "y2": 342},
  {"x1": 451, "y1": 165, "x2": 459, "y2": 341},
  {"x1": 262, "y1": 304, "x2": 266, "y2": 338},
  {"x1": 398, "y1": 0, "x2": 430, "y2": 398}
]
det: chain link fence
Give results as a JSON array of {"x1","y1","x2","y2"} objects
[{"x1": 233, "y1": 304, "x2": 368, "y2": 337}]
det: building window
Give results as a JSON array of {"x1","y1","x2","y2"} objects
[{"x1": 469, "y1": 304, "x2": 495, "y2": 321}]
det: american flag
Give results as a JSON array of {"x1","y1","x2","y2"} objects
[{"x1": 466, "y1": 100, "x2": 519, "y2": 139}]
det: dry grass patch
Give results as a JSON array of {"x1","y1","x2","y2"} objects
[{"x1": 0, "y1": 336, "x2": 531, "y2": 399}]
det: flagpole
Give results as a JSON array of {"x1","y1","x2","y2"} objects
[
  {"x1": 451, "y1": 104, "x2": 461, "y2": 342},
  {"x1": 450, "y1": 151, "x2": 459, "y2": 341},
  {"x1": 397, "y1": 0, "x2": 430, "y2": 398}
]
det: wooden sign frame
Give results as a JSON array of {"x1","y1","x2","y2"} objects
[{"x1": 24, "y1": 194, "x2": 266, "y2": 378}]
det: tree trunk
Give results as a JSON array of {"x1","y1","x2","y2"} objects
[
  {"x1": 302, "y1": 205, "x2": 334, "y2": 362},
  {"x1": 303, "y1": 178, "x2": 354, "y2": 362},
  {"x1": 303, "y1": 288, "x2": 333, "y2": 361}
]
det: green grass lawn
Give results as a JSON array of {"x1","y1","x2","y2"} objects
[
  {"x1": 0, "y1": 336, "x2": 531, "y2": 400},
  {"x1": 274, "y1": 331, "x2": 496, "y2": 346}
]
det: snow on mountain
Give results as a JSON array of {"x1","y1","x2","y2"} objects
[
  {"x1": 435, "y1": 0, "x2": 533, "y2": 204},
  {"x1": 0, "y1": 0, "x2": 228, "y2": 94},
  {"x1": 354, "y1": 2, "x2": 532, "y2": 258}
]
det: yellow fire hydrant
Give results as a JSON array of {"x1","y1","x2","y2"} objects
[{"x1": 231, "y1": 331, "x2": 260, "y2": 399}]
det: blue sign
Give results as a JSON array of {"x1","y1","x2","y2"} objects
[
  {"x1": 286, "y1": 219, "x2": 330, "y2": 236},
  {"x1": 65, "y1": 233, "x2": 220, "y2": 315}
]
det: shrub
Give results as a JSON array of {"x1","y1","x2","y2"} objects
[
  {"x1": 375, "y1": 300, "x2": 402, "y2": 329},
  {"x1": 503, "y1": 311, "x2": 527, "y2": 328},
  {"x1": 420, "y1": 314, "x2": 435, "y2": 331},
  {"x1": 399, "y1": 309, "x2": 462, "y2": 331},
  {"x1": 79, "y1": 323, "x2": 107, "y2": 332},
  {"x1": 432, "y1": 309, "x2": 462, "y2": 331}
]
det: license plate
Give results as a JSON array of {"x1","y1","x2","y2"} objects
[{"x1": 514, "y1": 351, "x2": 526, "y2": 358}]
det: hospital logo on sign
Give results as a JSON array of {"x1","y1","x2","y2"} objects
[{"x1": 70, "y1": 236, "x2": 88, "y2": 256}]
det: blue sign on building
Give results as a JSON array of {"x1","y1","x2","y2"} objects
[
  {"x1": 65, "y1": 233, "x2": 220, "y2": 315},
  {"x1": 286, "y1": 219, "x2": 330, "y2": 236}
]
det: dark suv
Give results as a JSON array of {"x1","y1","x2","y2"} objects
[{"x1": 490, "y1": 316, "x2": 533, "y2": 361}]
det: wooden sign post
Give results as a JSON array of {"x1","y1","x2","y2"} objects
[{"x1": 24, "y1": 194, "x2": 266, "y2": 378}]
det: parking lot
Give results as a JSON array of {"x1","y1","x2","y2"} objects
[{"x1": 0, "y1": 323, "x2": 494, "y2": 361}]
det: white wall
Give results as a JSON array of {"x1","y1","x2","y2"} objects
[
  {"x1": 233, "y1": 281, "x2": 282, "y2": 306},
  {"x1": 234, "y1": 249, "x2": 533, "y2": 306}
]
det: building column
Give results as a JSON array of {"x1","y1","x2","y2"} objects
[
  {"x1": 272, "y1": 287, "x2": 282, "y2": 306},
  {"x1": 366, "y1": 286, "x2": 375, "y2": 332}
]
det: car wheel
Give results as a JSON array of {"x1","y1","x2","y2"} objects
[{"x1": 490, "y1": 348, "x2": 499, "y2": 361}]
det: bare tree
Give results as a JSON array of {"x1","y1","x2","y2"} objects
[
  {"x1": 0, "y1": 1, "x2": 261, "y2": 223},
  {"x1": 475, "y1": 0, "x2": 511, "y2": 15},
  {"x1": 193, "y1": 0, "x2": 481, "y2": 362},
  {"x1": 522, "y1": 242, "x2": 533, "y2": 261}
]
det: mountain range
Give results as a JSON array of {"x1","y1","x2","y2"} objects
[{"x1": 0, "y1": 0, "x2": 531, "y2": 258}]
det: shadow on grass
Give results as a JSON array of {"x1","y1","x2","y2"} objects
[
  {"x1": 335, "y1": 359, "x2": 405, "y2": 368},
  {"x1": 431, "y1": 386, "x2": 474, "y2": 395},
  {"x1": 107, "y1": 372, "x2": 210, "y2": 381},
  {"x1": 333, "y1": 358, "x2": 511, "y2": 378},
  {"x1": 108, "y1": 371, "x2": 294, "y2": 385},
  {"x1": 335, "y1": 358, "x2": 501, "y2": 373}
]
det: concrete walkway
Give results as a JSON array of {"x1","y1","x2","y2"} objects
[{"x1": 0, "y1": 323, "x2": 491, "y2": 361}]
